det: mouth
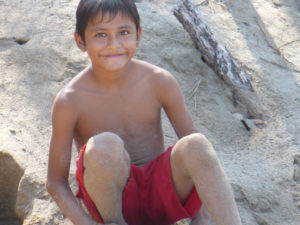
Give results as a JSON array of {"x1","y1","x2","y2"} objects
[{"x1": 102, "y1": 53, "x2": 124, "y2": 58}]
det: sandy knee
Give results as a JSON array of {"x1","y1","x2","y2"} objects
[
  {"x1": 83, "y1": 132, "x2": 130, "y2": 191},
  {"x1": 87, "y1": 132, "x2": 124, "y2": 151},
  {"x1": 174, "y1": 133, "x2": 219, "y2": 169},
  {"x1": 84, "y1": 132, "x2": 130, "y2": 170}
]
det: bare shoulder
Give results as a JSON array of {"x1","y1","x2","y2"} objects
[
  {"x1": 132, "y1": 59, "x2": 181, "y2": 108},
  {"x1": 132, "y1": 59, "x2": 177, "y2": 87},
  {"x1": 52, "y1": 67, "x2": 91, "y2": 117}
]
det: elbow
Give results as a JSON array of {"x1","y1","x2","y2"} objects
[
  {"x1": 46, "y1": 177, "x2": 62, "y2": 198},
  {"x1": 46, "y1": 178, "x2": 70, "y2": 206},
  {"x1": 46, "y1": 179, "x2": 55, "y2": 196},
  {"x1": 46, "y1": 177, "x2": 68, "y2": 199},
  {"x1": 46, "y1": 179, "x2": 62, "y2": 203}
]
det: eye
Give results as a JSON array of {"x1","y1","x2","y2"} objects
[
  {"x1": 95, "y1": 32, "x2": 107, "y2": 38},
  {"x1": 120, "y1": 30, "x2": 130, "y2": 35}
]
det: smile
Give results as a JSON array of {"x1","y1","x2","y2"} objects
[{"x1": 103, "y1": 53, "x2": 124, "y2": 58}]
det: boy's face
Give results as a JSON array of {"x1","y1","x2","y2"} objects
[{"x1": 75, "y1": 12, "x2": 141, "y2": 72}]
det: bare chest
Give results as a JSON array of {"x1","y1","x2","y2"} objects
[
  {"x1": 73, "y1": 89, "x2": 164, "y2": 162},
  {"x1": 77, "y1": 97, "x2": 160, "y2": 137}
]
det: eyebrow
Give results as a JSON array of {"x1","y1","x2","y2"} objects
[{"x1": 90, "y1": 25, "x2": 134, "y2": 32}]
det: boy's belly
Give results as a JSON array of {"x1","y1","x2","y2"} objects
[
  {"x1": 75, "y1": 125, "x2": 165, "y2": 167},
  {"x1": 126, "y1": 138, "x2": 165, "y2": 166}
]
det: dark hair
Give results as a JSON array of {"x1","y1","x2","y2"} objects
[{"x1": 76, "y1": 0, "x2": 140, "y2": 42}]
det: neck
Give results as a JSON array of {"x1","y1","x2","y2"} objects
[{"x1": 90, "y1": 62, "x2": 132, "y2": 89}]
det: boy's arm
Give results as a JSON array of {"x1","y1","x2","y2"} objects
[
  {"x1": 154, "y1": 71, "x2": 198, "y2": 138},
  {"x1": 47, "y1": 94, "x2": 99, "y2": 225}
]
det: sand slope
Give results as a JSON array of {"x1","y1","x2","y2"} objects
[{"x1": 0, "y1": 0, "x2": 299, "y2": 224}]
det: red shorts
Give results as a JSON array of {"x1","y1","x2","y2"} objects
[{"x1": 76, "y1": 145, "x2": 202, "y2": 225}]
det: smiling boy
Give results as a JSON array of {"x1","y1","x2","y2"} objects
[{"x1": 46, "y1": 0, "x2": 242, "y2": 225}]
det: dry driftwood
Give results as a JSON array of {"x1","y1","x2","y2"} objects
[{"x1": 173, "y1": 0, "x2": 264, "y2": 119}]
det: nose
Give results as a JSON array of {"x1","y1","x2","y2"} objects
[{"x1": 107, "y1": 35, "x2": 121, "y2": 49}]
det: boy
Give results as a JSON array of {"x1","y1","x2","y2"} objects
[{"x1": 46, "y1": 0, "x2": 242, "y2": 225}]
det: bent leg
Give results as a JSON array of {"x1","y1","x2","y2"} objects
[
  {"x1": 170, "y1": 133, "x2": 241, "y2": 225},
  {"x1": 83, "y1": 132, "x2": 130, "y2": 225}
]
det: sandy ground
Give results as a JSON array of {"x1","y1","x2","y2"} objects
[{"x1": 0, "y1": 0, "x2": 299, "y2": 224}]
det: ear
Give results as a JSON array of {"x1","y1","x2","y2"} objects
[
  {"x1": 136, "y1": 27, "x2": 142, "y2": 48},
  {"x1": 74, "y1": 32, "x2": 86, "y2": 52}
]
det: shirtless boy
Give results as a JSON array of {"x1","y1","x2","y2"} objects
[{"x1": 47, "y1": 0, "x2": 242, "y2": 225}]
